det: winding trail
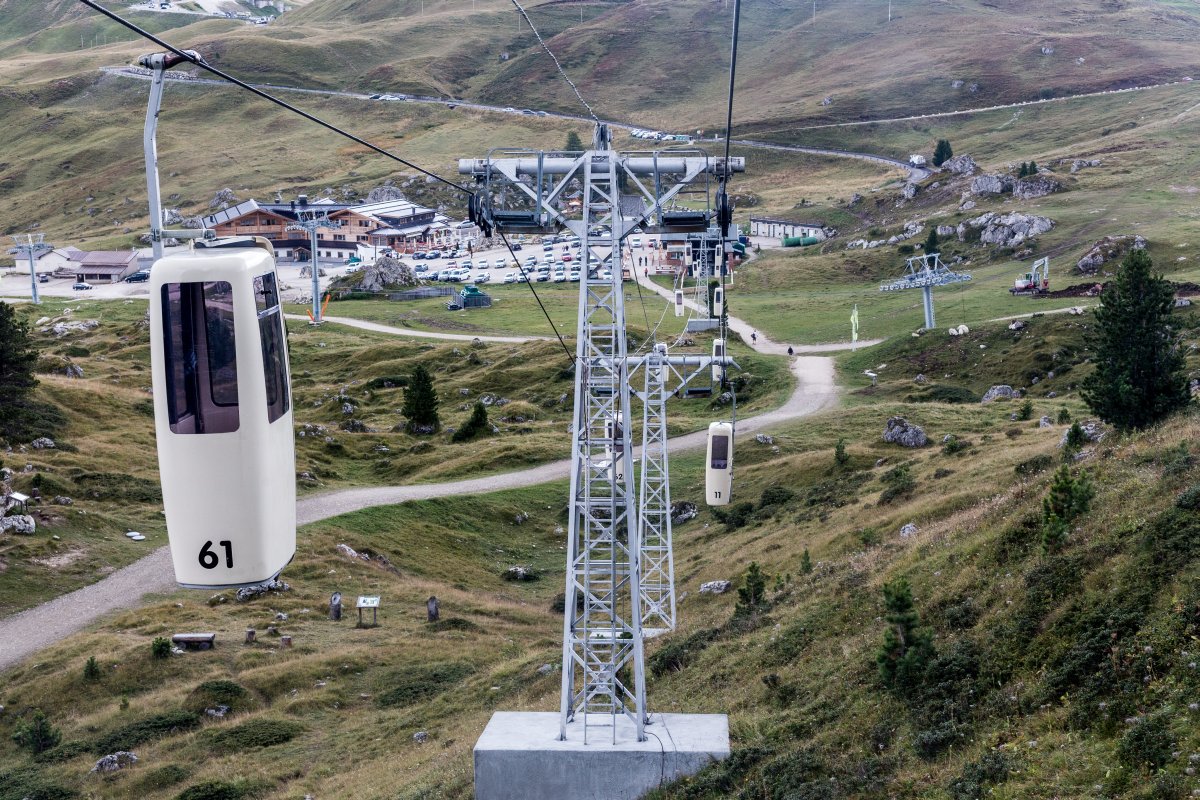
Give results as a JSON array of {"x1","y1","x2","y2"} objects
[{"x1": 0, "y1": 299, "x2": 857, "y2": 672}]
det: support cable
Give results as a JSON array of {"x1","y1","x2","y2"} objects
[
  {"x1": 76, "y1": 0, "x2": 469, "y2": 196},
  {"x1": 509, "y1": 0, "x2": 601, "y2": 123},
  {"x1": 496, "y1": 230, "x2": 575, "y2": 364}
]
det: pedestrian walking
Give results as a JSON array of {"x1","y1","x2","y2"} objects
[
  {"x1": 751, "y1": 331, "x2": 757, "y2": 344},
  {"x1": 787, "y1": 346, "x2": 794, "y2": 356}
]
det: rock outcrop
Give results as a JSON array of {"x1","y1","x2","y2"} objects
[
  {"x1": 970, "y1": 174, "x2": 1014, "y2": 196},
  {"x1": 981, "y1": 385, "x2": 1018, "y2": 403},
  {"x1": 958, "y1": 212, "x2": 1054, "y2": 248},
  {"x1": 941, "y1": 154, "x2": 978, "y2": 175},
  {"x1": 1075, "y1": 235, "x2": 1147, "y2": 275},
  {"x1": 883, "y1": 417, "x2": 929, "y2": 448},
  {"x1": 1013, "y1": 175, "x2": 1063, "y2": 200}
]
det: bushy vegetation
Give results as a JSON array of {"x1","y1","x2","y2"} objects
[
  {"x1": 375, "y1": 661, "x2": 475, "y2": 708},
  {"x1": 1041, "y1": 465, "x2": 1094, "y2": 552},
  {"x1": 10, "y1": 710, "x2": 61, "y2": 755},
  {"x1": 450, "y1": 401, "x2": 490, "y2": 442},
  {"x1": 205, "y1": 719, "x2": 305, "y2": 753}
]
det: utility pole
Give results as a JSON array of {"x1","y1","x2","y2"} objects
[
  {"x1": 888, "y1": 0, "x2": 893, "y2": 22},
  {"x1": 286, "y1": 205, "x2": 340, "y2": 324},
  {"x1": 11, "y1": 234, "x2": 48, "y2": 305}
]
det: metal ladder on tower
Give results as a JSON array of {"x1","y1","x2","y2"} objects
[{"x1": 638, "y1": 345, "x2": 676, "y2": 637}]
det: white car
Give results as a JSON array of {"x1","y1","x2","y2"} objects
[
  {"x1": 461, "y1": 260, "x2": 473, "y2": 270},
  {"x1": 553, "y1": 271, "x2": 567, "y2": 283},
  {"x1": 502, "y1": 271, "x2": 519, "y2": 284},
  {"x1": 495, "y1": 258, "x2": 507, "y2": 268},
  {"x1": 630, "y1": 237, "x2": 643, "y2": 248},
  {"x1": 473, "y1": 272, "x2": 490, "y2": 284},
  {"x1": 568, "y1": 271, "x2": 581, "y2": 282}
]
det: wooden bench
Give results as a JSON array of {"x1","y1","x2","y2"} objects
[{"x1": 171, "y1": 632, "x2": 217, "y2": 651}]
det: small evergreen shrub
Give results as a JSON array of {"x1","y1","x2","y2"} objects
[
  {"x1": 736, "y1": 562, "x2": 768, "y2": 613},
  {"x1": 11, "y1": 710, "x2": 61, "y2": 755},
  {"x1": 712, "y1": 501, "x2": 754, "y2": 531},
  {"x1": 1116, "y1": 715, "x2": 1173, "y2": 771},
  {"x1": 1056, "y1": 407, "x2": 1071, "y2": 424},
  {"x1": 759, "y1": 486, "x2": 795, "y2": 508},
  {"x1": 834, "y1": 437, "x2": 849, "y2": 467},
  {"x1": 206, "y1": 719, "x2": 305, "y2": 753},
  {"x1": 876, "y1": 577, "x2": 934, "y2": 692},
  {"x1": 136, "y1": 764, "x2": 191, "y2": 792},
  {"x1": 83, "y1": 656, "x2": 101, "y2": 682},
  {"x1": 1041, "y1": 465, "x2": 1094, "y2": 552},
  {"x1": 375, "y1": 662, "x2": 475, "y2": 708},
  {"x1": 450, "y1": 401, "x2": 489, "y2": 443},
  {"x1": 1015, "y1": 454, "x2": 1053, "y2": 476},
  {"x1": 151, "y1": 637, "x2": 172, "y2": 659},
  {"x1": 91, "y1": 710, "x2": 200, "y2": 754},
  {"x1": 879, "y1": 464, "x2": 915, "y2": 504},
  {"x1": 1176, "y1": 485, "x2": 1200, "y2": 510},
  {"x1": 648, "y1": 628, "x2": 717, "y2": 677},
  {"x1": 176, "y1": 780, "x2": 268, "y2": 800},
  {"x1": 185, "y1": 680, "x2": 253, "y2": 716},
  {"x1": 1018, "y1": 398, "x2": 1034, "y2": 421},
  {"x1": 800, "y1": 548, "x2": 813, "y2": 575}
]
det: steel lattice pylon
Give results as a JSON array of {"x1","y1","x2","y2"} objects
[{"x1": 637, "y1": 346, "x2": 675, "y2": 637}]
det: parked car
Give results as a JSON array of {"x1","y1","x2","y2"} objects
[
  {"x1": 562, "y1": 254, "x2": 573, "y2": 262},
  {"x1": 568, "y1": 271, "x2": 581, "y2": 282},
  {"x1": 125, "y1": 271, "x2": 151, "y2": 283},
  {"x1": 553, "y1": 271, "x2": 567, "y2": 283},
  {"x1": 73, "y1": 281, "x2": 93, "y2": 291},
  {"x1": 631, "y1": 237, "x2": 643, "y2": 249},
  {"x1": 511, "y1": 243, "x2": 523, "y2": 251},
  {"x1": 495, "y1": 258, "x2": 507, "y2": 268},
  {"x1": 535, "y1": 273, "x2": 550, "y2": 282},
  {"x1": 427, "y1": 251, "x2": 442, "y2": 260},
  {"x1": 37, "y1": 274, "x2": 49, "y2": 283},
  {"x1": 502, "y1": 271, "x2": 519, "y2": 284},
  {"x1": 473, "y1": 273, "x2": 490, "y2": 284}
]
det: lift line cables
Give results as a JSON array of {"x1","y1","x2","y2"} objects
[
  {"x1": 77, "y1": 0, "x2": 470, "y2": 197},
  {"x1": 509, "y1": 0, "x2": 601, "y2": 123},
  {"x1": 496, "y1": 230, "x2": 574, "y2": 364},
  {"x1": 75, "y1": 0, "x2": 578, "y2": 361}
]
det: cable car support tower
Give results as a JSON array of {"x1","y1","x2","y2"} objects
[{"x1": 461, "y1": 126, "x2": 741, "y2": 750}]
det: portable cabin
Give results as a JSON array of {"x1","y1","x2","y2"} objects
[
  {"x1": 705, "y1": 421, "x2": 734, "y2": 505},
  {"x1": 149, "y1": 237, "x2": 296, "y2": 588},
  {"x1": 712, "y1": 286, "x2": 724, "y2": 317},
  {"x1": 674, "y1": 289, "x2": 685, "y2": 317},
  {"x1": 712, "y1": 337, "x2": 725, "y2": 384}
]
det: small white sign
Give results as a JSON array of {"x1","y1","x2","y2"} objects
[{"x1": 357, "y1": 596, "x2": 381, "y2": 608}]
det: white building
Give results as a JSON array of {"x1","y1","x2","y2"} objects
[{"x1": 749, "y1": 217, "x2": 827, "y2": 241}]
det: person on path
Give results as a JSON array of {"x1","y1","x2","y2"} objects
[
  {"x1": 751, "y1": 331, "x2": 757, "y2": 344},
  {"x1": 787, "y1": 346, "x2": 794, "y2": 356}
]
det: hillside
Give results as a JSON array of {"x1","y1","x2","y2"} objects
[{"x1": 2, "y1": 310, "x2": 1200, "y2": 798}]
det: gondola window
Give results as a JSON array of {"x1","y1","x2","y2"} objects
[
  {"x1": 161, "y1": 281, "x2": 240, "y2": 434},
  {"x1": 255, "y1": 273, "x2": 290, "y2": 423}
]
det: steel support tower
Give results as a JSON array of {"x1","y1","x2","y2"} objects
[
  {"x1": 11, "y1": 234, "x2": 48, "y2": 305},
  {"x1": 637, "y1": 345, "x2": 675, "y2": 637},
  {"x1": 286, "y1": 210, "x2": 341, "y2": 324},
  {"x1": 879, "y1": 252, "x2": 972, "y2": 330},
  {"x1": 460, "y1": 128, "x2": 742, "y2": 745}
]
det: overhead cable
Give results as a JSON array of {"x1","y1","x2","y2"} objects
[{"x1": 509, "y1": 0, "x2": 601, "y2": 123}]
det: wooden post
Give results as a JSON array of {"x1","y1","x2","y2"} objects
[
  {"x1": 427, "y1": 596, "x2": 439, "y2": 622},
  {"x1": 245, "y1": 629, "x2": 256, "y2": 644}
]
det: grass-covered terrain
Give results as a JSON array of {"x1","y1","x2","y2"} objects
[
  {"x1": 0, "y1": 296, "x2": 791, "y2": 616},
  {"x1": 5, "y1": 333, "x2": 1200, "y2": 796}
]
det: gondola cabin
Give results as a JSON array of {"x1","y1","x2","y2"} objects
[
  {"x1": 712, "y1": 286, "x2": 724, "y2": 317},
  {"x1": 674, "y1": 290, "x2": 685, "y2": 317},
  {"x1": 604, "y1": 412, "x2": 630, "y2": 486},
  {"x1": 712, "y1": 337, "x2": 725, "y2": 384},
  {"x1": 149, "y1": 237, "x2": 296, "y2": 589},
  {"x1": 705, "y1": 421, "x2": 733, "y2": 506}
]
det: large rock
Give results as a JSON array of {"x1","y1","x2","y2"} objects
[
  {"x1": 901, "y1": 183, "x2": 918, "y2": 200},
  {"x1": 1075, "y1": 235, "x2": 1147, "y2": 275},
  {"x1": 981, "y1": 385, "x2": 1018, "y2": 403},
  {"x1": 91, "y1": 752, "x2": 138, "y2": 774},
  {"x1": 0, "y1": 515, "x2": 36, "y2": 535},
  {"x1": 235, "y1": 578, "x2": 290, "y2": 602},
  {"x1": 942, "y1": 154, "x2": 978, "y2": 175},
  {"x1": 970, "y1": 174, "x2": 1014, "y2": 196},
  {"x1": 30, "y1": 437, "x2": 55, "y2": 449},
  {"x1": 883, "y1": 417, "x2": 929, "y2": 448},
  {"x1": 699, "y1": 580, "x2": 732, "y2": 595},
  {"x1": 670, "y1": 500, "x2": 698, "y2": 525},
  {"x1": 1013, "y1": 175, "x2": 1063, "y2": 200},
  {"x1": 1070, "y1": 159, "x2": 1101, "y2": 174},
  {"x1": 1060, "y1": 419, "x2": 1107, "y2": 446},
  {"x1": 51, "y1": 320, "x2": 100, "y2": 337},
  {"x1": 341, "y1": 256, "x2": 420, "y2": 292},
  {"x1": 958, "y1": 212, "x2": 1054, "y2": 248},
  {"x1": 208, "y1": 188, "x2": 238, "y2": 210}
]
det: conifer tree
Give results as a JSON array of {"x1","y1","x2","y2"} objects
[
  {"x1": 0, "y1": 302, "x2": 39, "y2": 439},
  {"x1": 923, "y1": 227, "x2": 939, "y2": 255},
  {"x1": 876, "y1": 577, "x2": 934, "y2": 691},
  {"x1": 1081, "y1": 249, "x2": 1189, "y2": 430},
  {"x1": 932, "y1": 139, "x2": 953, "y2": 167},
  {"x1": 403, "y1": 364, "x2": 441, "y2": 433},
  {"x1": 565, "y1": 131, "x2": 584, "y2": 152}
]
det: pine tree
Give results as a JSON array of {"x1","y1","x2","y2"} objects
[
  {"x1": 876, "y1": 577, "x2": 934, "y2": 691},
  {"x1": 932, "y1": 139, "x2": 953, "y2": 167},
  {"x1": 0, "y1": 302, "x2": 39, "y2": 440},
  {"x1": 12, "y1": 710, "x2": 61, "y2": 754},
  {"x1": 736, "y1": 561, "x2": 767, "y2": 610},
  {"x1": 403, "y1": 364, "x2": 441, "y2": 433},
  {"x1": 800, "y1": 547, "x2": 813, "y2": 575},
  {"x1": 922, "y1": 227, "x2": 939, "y2": 255},
  {"x1": 1041, "y1": 465, "x2": 1094, "y2": 552},
  {"x1": 1018, "y1": 162, "x2": 1030, "y2": 178},
  {"x1": 451, "y1": 401, "x2": 489, "y2": 442},
  {"x1": 834, "y1": 438, "x2": 849, "y2": 468},
  {"x1": 1081, "y1": 249, "x2": 1190, "y2": 430},
  {"x1": 1028, "y1": 160, "x2": 1038, "y2": 175},
  {"x1": 565, "y1": 131, "x2": 584, "y2": 152}
]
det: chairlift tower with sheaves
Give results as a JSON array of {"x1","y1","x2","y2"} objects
[
  {"x1": 879, "y1": 252, "x2": 972, "y2": 330},
  {"x1": 460, "y1": 124, "x2": 741, "y2": 753}
]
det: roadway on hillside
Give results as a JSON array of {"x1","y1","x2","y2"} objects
[
  {"x1": 0, "y1": 303, "x2": 847, "y2": 672},
  {"x1": 99, "y1": 66, "x2": 924, "y2": 180}
]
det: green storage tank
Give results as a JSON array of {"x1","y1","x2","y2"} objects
[{"x1": 783, "y1": 236, "x2": 820, "y2": 247}]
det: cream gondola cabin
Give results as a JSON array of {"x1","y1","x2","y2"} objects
[
  {"x1": 149, "y1": 237, "x2": 296, "y2": 588},
  {"x1": 712, "y1": 337, "x2": 726, "y2": 384},
  {"x1": 705, "y1": 421, "x2": 733, "y2": 506},
  {"x1": 712, "y1": 286, "x2": 724, "y2": 317},
  {"x1": 604, "y1": 412, "x2": 631, "y2": 486},
  {"x1": 674, "y1": 289, "x2": 685, "y2": 317}
]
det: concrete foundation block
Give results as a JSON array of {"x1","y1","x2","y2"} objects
[{"x1": 474, "y1": 711, "x2": 729, "y2": 800}]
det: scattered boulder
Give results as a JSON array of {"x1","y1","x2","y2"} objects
[
  {"x1": 513, "y1": 511, "x2": 529, "y2": 525},
  {"x1": 755, "y1": 434, "x2": 774, "y2": 445},
  {"x1": 336, "y1": 256, "x2": 419, "y2": 292},
  {"x1": 941, "y1": 154, "x2": 977, "y2": 175},
  {"x1": 970, "y1": 174, "x2": 1014, "y2": 196},
  {"x1": 235, "y1": 578, "x2": 290, "y2": 602},
  {"x1": 914, "y1": 373, "x2": 927, "y2": 384},
  {"x1": 336, "y1": 543, "x2": 360, "y2": 559},
  {"x1": 51, "y1": 320, "x2": 100, "y2": 337},
  {"x1": 536, "y1": 663, "x2": 555, "y2": 676},
  {"x1": 699, "y1": 580, "x2": 732, "y2": 595},
  {"x1": 340, "y1": 419, "x2": 371, "y2": 433},
  {"x1": 1013, "y1": 175, "x2": 1063, "y2": 200},
  {"x1": 413, "y1": 731, "x2": 430, "y2": 744},
  {"x1": 30, "y1": 437, "x2": 55, "y2": 449},
  {"x1": 1039, "y1": 416, "x2": 1053, "y2": 428},
  {"x1": 52, "y1": 495, "x2": 72, "y2": 505},
  {"x1": 1075, "y1": 235, "x2": 1147, "y2": 275},
  {"x1": 882, "y1": 417, "x2": 929, "y2": 448},
  {"x1": 298, "y1": 265, "x2": 327, "y2": 278},
  {"x1": 0, "y1": 515, "x2": 36, "y2": 535},
  {"x1": 1008, "y1": 320, "x2": 1027, "y2": 331},
  {"x1": 91, "y1": 752, "x2": 137, "y2": 774},
  {"x1": 1060, "y1": 419, "x2": 1107, "y2": 447},
  {"x1": 209, "y1": 188, "x2": 238, "y2": 210},
  {"x1": 901, "y1": 183, "x2": 918, "y2": 200},
  {"x1": 899, "y1": 523, "x2": 918, "y2": 538},
  {"x1": 1069, "y1": 159, "x2": 1101, "y2": 174},
  {"x1": 205, "y1": 705, "x2": 230, "y2": 718},
  {"x1": 365, "y1": 184, "x2": 405, "y2": 203},
  {"x1": 1068, "y1": 306, "x2": 1086, "y2": 316},
  {"x1": 670, "y1": 501, "x2": 698, "y2": 525},
  {"x1": 981, "y1": 385, "x2": 1019, "y2": 403},
  {"x1": 958, "y1": 212, "x2": 1054, "y2": 248},
  {"x1": 936, "y1": 225, "x2": 956, "y2": 238},
  {"x1": 502, "y1": 565, "x2": 538, "y2": 582}
]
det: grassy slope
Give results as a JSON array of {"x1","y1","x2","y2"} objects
[
  {"x1": 4, "y1": 337, "x2": 1200, "y2": 797},
  {"x1": 0, "y1": 296, "x2": 791, "y2": 616}
]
